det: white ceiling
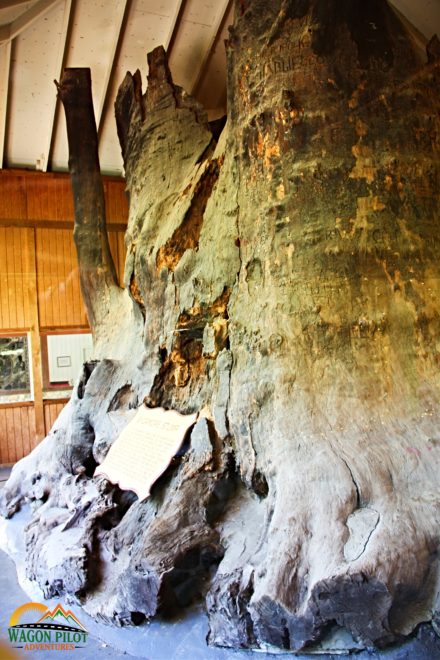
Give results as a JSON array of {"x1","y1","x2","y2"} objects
[{"x1": 0, "y1": 0, "x2": 438, "y2": 176}]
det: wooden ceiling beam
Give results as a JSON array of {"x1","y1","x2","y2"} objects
[
  {"x1": 0, "y1": 0, "x2": 29, "y2": 9},
  {"x1": 41, "y1": 0, "x2": 72, "y2": 172},
  {"x1": 96, "y1": 0, "x2": 130, "y2": 132},
  {"x1": 0, "y1": 39, "x2": 11, "y2": 168},
  {"x1": 190, "y1": 0, "x2": 232, "y2": 96},
  {"x1": 0, "y1": 0, "x2": 31, "y2": 9},
  {"x1": 0, "y1": 0, "x2": 63, "y2": 43},
  {"x1": 164, "y1": 0, "x2": 185, "y2": 54}
]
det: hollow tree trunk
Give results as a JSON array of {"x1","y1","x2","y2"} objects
[{"x1": 1, "y1": 0, "x2": 440, "y2": 653}]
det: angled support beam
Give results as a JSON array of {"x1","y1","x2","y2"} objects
[
  {"x1": 389, "y1": 2, "x2": 428, "y2": 51},
  {"x1": 0, "y1": 40, "x2": 11, "y2": 168},
  {"x1": 164, "y1": 0, "x2": 185, "y2": 53},
  {"x1": 0, "y1": 0, "x2": 32, "y2": 8},
  {"x1": 41, "y1": 0, "x2": 73, "y2": 171},
  {"x1": 0, "y1": 0, "x2": 63, "y2": 43},
  {"x1": 190, "y1": 0, "x2": 232, "y2": 95},
  {"x1": 96, "y1": 0, "x2": 130, "y2": 132}
]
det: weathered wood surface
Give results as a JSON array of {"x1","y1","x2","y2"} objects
[{"x1": 1, "y1": 0, "x2": 440, "y2": 653}]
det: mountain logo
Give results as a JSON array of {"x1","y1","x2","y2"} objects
[
  {"x1": 8, "y1": 601, "x2": 88, "y2": 652},
  {"x1": 36, "y1": 604, "x2": 87, "y2": 631}
]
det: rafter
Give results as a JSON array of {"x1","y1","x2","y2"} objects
[
  {"x1": 0, "y1": 39, "x2": 11, "y2": 168},
  {"x1": 389, "y1": 2, "x2": 428, "y2": 51},
  {"x1": 0, "y1": 0, "x2": 62, "y2": 43},
  {"x1": 164, "y1": 0, "x2": 185, "y2": 53},
  {"x1": 190, "y1": 0, "x2": 232, "y2": 95},
  {"x1": 0, "y1": 0, "x2": 31, "y2": 8},
  {"x1": 40, "y1": 0, "x2": 72, "y2": 171},
  {"x1": 96, "y1": 0, "x2": 130, "y2": 132}
]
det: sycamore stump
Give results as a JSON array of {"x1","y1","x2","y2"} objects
[{"x1": 1, "y1": 0, "x2": 440, "y2": 653}]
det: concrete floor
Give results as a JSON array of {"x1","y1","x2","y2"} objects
[{"x1": 0, "y1": 465, "x2": 439, "y2": 660}]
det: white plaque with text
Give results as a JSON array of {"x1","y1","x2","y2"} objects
[{"x1": 94, "y1": 406, "x2": 198, "y2": 500}]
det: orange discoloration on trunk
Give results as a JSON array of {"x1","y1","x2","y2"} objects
[
  {"x1": 156, "y1": 157, "x2": 223, "y2": 273},
  {"x1": 146, "y1": 288, "x2": 230, "y2": 407},
  {"x1": 129, "y1": 272, "x2": 145, "y2": 313},
  {"x1": 350, "y1": 144, "x2": 376, "y2": 184}
]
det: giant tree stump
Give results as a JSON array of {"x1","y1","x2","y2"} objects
[{"x1": 2, "y1": 0, "x2": 440, "y2": 653}]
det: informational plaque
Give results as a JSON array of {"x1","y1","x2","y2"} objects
[{"x1": 94, "y1": 406, "x2": 198, "y2": 500}]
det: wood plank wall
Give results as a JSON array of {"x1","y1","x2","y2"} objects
[
  {"x1": 43, "y1": 400, "x2": 68, "y2": 436},
  {"x1": 0, "y1": 403, "x2": 37, "y2": 464},
  {"x1": 0, "y1": 169, "x2": 128, "y2": 464}
]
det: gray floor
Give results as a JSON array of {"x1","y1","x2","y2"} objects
[
  {"x1": 1, "y1": 465, "x2": 439, "y2": 660},
  {"x1": 0, "y1": 464, "x2": 11, "y2": 487}
]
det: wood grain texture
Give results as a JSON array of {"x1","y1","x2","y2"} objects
[
  {"x1": 0, "y1": 227, "x2": 35, "y2": 329},
  {"x1": 0, "y1": 404, "x2": 35, "y2": 463},
  {"x1": 0, "y1": 172, "x2": 128, "y2": 462},
  {"x1": 36, "y1": 227, "x2": 88, "y2": 329},
  {"x1": 0, "y1": 169, "x2": 128, "y2": 226},
  {"x1": 44, "y1": 399, "x2": 68, "y2": 435}
]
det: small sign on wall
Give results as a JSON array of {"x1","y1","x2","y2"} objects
[
  {"x1": 56, "y1": 355, "x2": 71, "y2": 368},
  {"x1": 47, "y1": 334, "x2": 93, "y2": 385}
]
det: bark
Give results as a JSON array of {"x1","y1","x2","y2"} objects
[
  {"x1": 1, "y1": 0, "x2": 440, "y2": 654},
  {"x1": 56, "y1": 69, "x2": 122, "y2": 338}
]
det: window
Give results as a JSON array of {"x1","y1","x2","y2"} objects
[
  {"x1": 0, "y1": 334, "x2": 31, "y2": 399},
  {"x1": 41, "y1": 332, "x2": 93, "y2": 396}
]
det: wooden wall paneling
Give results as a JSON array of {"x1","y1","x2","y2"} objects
[
  {"x1": 36, "y1": 227, "x2": 88, "y2": 329},
  {"x1": 29, "y1": 333, "x2": 45, "y2": 443},
  {"x1": 50, "y1": 227, "x2": 59, "y2": 326},
  {"x1": 38, "y1": 228, "x2": 52, "y2": 328},
  {"x1": 0, "y1": 408, "x2": 5, "y2": 463},
  {"x1": 108, "y1": 229, "x2": 126, "y2": 287},
  {"x1": 25, "y1": 174, "x2": 74, "y2": 223},
  {"x1": 21, "y1": 229, "x2": 31, "y2": 329},
  {"x1": 0, "y1": 227, "x2": 33, "y2": 330},
  {"x1": 5, "y1": 228, "x2": 16, "y2": 328},
  {"x1": 26, "y1": 175, "x2": 50, "y2": 220},
  {"x1": 51, "y1": 228, "x2": 60, "y2": 326},
  {"x1": 54, "y1": 177, "x2": 74, "y2": 221},
  {"x1": 0, "y1": 171, "x2": 128, "y2": 225},
  {"x1": 24, "y1": 228, "x2": 45, "y2": 443},
  {"x1": 0, "y1": 407, "x2": 6, "y2": 463},
  {"x1": 12, "y1": 405, "x2": 24, "y2": 460},
  {"x1": 68, "y1": 231, "x2": 80, "y2": 325},
  {"x1": 0, "y1": 226, "x2": 9, "y2": 328},
  {"x1": 56, "y1": 229, "x2": 65, "y2": 326},
  {"x1": 6, "y1": 406, "x2": 15, "y2": 463},
  {"x1": 63, "y1": 228, "x2": 77, "y2": 326},
  {"x1": 0, "y1": 172, "x2": 27, "y2": 220},
  {"x1": 61, "y1": 229, "x2": 74, "y2": 326},
  {"x1": 0, "y1": 172, "x2": 130, "y2": 464},
  {"x1": 36, "y1": 228, "x2": 48, "y2": 328},
  {"x1": 108, "y1": 231, "x2": 119, "y2": 285},
  {"x1": 13, "y1": 228, "x2": 25, "y2": 328},
  {"x1": 117, "y1": 231, "x2": 126, "y2": 286},
  {"x1": 105, "y1": 179, "x2": 129, "y2": 225},
  {"x1": 20, "y1": 404, "x2": 32, "y2": 456},
  {"x1": 44, "y1": 399, "x2": 68, "y2": 435},
  {"x1": 0, "y1": 407, "x2": 9, "y2": 463},
  {"x1": 69, "y1": 230, "x2": 87, "y2": 326},
  {"x1": 108, "y1": 230, "x2": 117, "y2": 270},
  {"x1": 27, "y1": 404, "x2": 38, "y2": 451},
  {"x1": 50, "y1": 228, "x2": 60, "y2": 326}
]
